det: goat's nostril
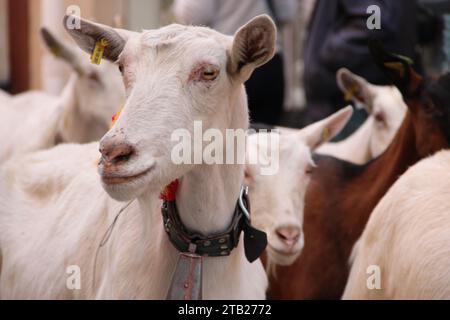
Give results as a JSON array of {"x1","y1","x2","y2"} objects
[
  {"x1": 276, "y1": 226, "x2": 301, "y2": 245},
  {"x1": 115, "y1": 153, "x2": 131, "y2": 163},
  {"x1": 100, "y1": 143, "x2": 135, "y2": 165},
  {"x1": 111, "y1": 145, "x2": 134, "y2": 164}
]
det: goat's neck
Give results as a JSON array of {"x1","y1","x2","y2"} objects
[
  {"x1": 177, "y1": 163, "x2": 244, "y2": 234},
  {"x1": 365, "y1": 111, "x2": 418, "y2": 196},
  {"x1": 343, "y1": 111, "x2": 418, "y2": 244}
]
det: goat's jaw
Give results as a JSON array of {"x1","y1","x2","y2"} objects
[
  {"x1": 266, "y1": 234, "x2": 304, "y2": 266},
  {"x1": 267, "y1": 246, "x2": 303, "y2": 266},
  {"x1": 99, "y1": 161, "x2": 158, "y2": 202}
]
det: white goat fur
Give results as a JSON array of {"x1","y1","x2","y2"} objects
[
  {"x1": 0, "y1": 16, "x2": 280, "y2": 299},
  {"x1": 317, "y1": 69, "x2": 406, "y2": 164},
  {"x1": 343, "y1": 150, "x2": 450, "y2": 299},
  {"x1": 0, "y1": 91, "x2": 61, "y2": 163},
  {"x1": 0, "y1": 89, "x2": 10, "y2": 103}
]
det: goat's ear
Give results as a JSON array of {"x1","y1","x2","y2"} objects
[
  {"x1": 230, "y1": 15, "x2": 276, "y2": 82},
  {"x1": 41, "y1": 27, "x2": 86, "y2": 75},
  {"x1": 63, "y1": 15, "x2": 130, "y2": 62},
  {"x1": 369, "y1": 40, "x2": 422, "y2": 96},
  {"x1": 301, "y1": 106, "x2": 354, "y2": 150},
  {"x1": 337, "y1": 68, "x2": 375, "y2": 113}
]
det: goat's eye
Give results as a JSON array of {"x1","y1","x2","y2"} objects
[
  {"x1": 201, "y1": 68, "x2": 219, "y2": 81},
  {"x1": 118, "y1": 64, "x2": 124, "y2": 74}
]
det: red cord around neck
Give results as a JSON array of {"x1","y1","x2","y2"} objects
[{"x1": 159, "y1": 180, "x2": 179, "y2": 201}]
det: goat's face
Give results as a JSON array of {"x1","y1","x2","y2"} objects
[
  {"x1": 336, "y1": 68, "x2": 407, "y2": 158},
  {"x1": 246, "y1": 107, "x2": 354, "y2": 267},
  {"x1": 101, "y1": 27, "x2": 236, "y2": 200},
  {"x1": 65, "y1": 15, "x2": 277, "y2": 200},
  {"x1": 246, "y1": 133, "x2": 310, "y2": 266}
]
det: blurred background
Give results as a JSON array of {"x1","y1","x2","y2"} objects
[{"x1": 1, "y1": 0, "x2": 450, "y2": 131}]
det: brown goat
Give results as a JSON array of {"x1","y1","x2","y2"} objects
[{"x1": 268, "y1": 46, "x2": 450, "y2": 299}]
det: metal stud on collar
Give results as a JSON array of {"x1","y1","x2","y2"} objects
[{"x1": 238, "y1": 186, "x2": 250, "y2": 221}]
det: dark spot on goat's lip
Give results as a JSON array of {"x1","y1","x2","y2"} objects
[{"x1": 101, "y1": 166, "x2": 154, "y2": 186}]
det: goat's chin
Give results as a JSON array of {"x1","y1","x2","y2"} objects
[
  {"x1": 99, "y1": 162, "x2": 162, "y2": 201},
  {"x1": 267, "y1": 247, "x2": 302, "y2": 266},
  {"x1": 101, "y1": 182, "x2": 145, "y2": 201},
  {"x1": 101, "y1": 174, "x2": 155, "y2": 202},
  {"x1": 265, "y1": 232, "x2": 305, "y2": 266}
]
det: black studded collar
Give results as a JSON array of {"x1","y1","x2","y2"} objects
[{"x1": 161, "y1": 187, "x2": 267, "y2": 262}]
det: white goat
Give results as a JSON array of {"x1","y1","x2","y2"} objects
[
  {"x1": 0, "y1": 89, "x2": 10, "y2": 103},
  {"x1": 0, "y1": 28, "x2": 124, "y2": 163},
  {"x1": 343, "y1": 150, "x2": 450, "y2": 299},
  {"x1": 317, "y1": 68, "x2": 406, "y2": 164},
  {"x1": 247, "y1": 107, "x2": 353, "y2": 267},
  {"x1": 0, "y1": 15, "x2": 283, "y2": 300}
]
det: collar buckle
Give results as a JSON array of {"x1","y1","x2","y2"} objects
[{"x1": 238, "y1": 186, "x2": 251, "y2": 221}]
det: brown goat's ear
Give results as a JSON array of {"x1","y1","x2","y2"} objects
[
  {"x1": 63, "y1": 15, "x2": 133, "y2": 63},
  {"x1": 301, "y1": 106, "x2": 354, "y2": 150},
  {"x1": 230, "y1": 15, "x2": 276, "y2": 82},
  {"x1": 369, "y1": 40, "x2": 422, "y2": 96}
]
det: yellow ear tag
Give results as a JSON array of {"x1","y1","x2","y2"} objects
[
  {"x1": 50, "y1": 46, "x2": 61, "y2": 58},
  {"x1": 110, "y1": 107, "x2": 123, "y2": 128},
  {"x1": 91, "y1": 38, "x2": 108, "y2": 65},
  {"x1": 344, "y1": 85, "x2": 358, "y2": 102},
  {"x1": 322, "y1": 127, "x2": 331, "y2": 142},
  {"x1": 383, "y1": 62, "x2": 405, "y2": 78}
]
